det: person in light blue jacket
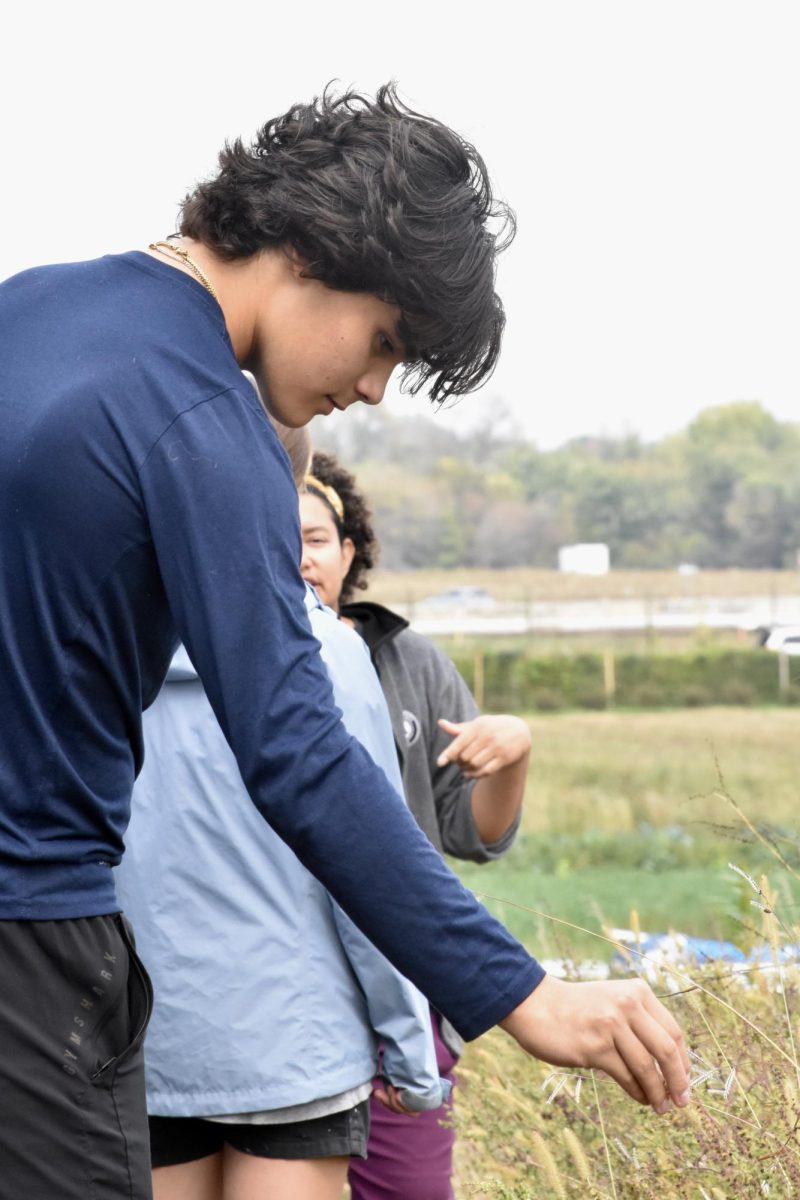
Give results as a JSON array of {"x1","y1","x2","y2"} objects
[{"x1": 115, "y1": 422, "x2": 446, "y2": 1200}]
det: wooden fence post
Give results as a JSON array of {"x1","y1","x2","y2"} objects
[
  {"x1": 603, "y1": 649, "x2": 616, "y2": 708},
  {"x1": 473, "y1": 650, "x2": 485, "y2": 710},
  {"x1": 778, "y1": 651, "x2": 790, "y2": 702}
]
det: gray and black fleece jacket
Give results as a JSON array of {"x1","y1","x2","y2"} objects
[{"x1": 341, "y1": 602, "x2": 521, "y2": 865}]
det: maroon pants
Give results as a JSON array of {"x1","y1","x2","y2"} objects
[{"x1": 348, "y1": 1011, "x2": 458, "y2": 1200}]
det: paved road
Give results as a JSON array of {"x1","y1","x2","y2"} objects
[{"x1": 400, "y1": 594, "x2": 800, "y2": 637}]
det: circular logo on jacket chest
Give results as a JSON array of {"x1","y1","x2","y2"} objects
[{"x1": 401, "y1": 709, "x2": 421, "y2": 746}]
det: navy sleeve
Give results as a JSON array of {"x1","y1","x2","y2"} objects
[{"x1": 138, "y1": 389, "x2": 544, "y2": 1039}]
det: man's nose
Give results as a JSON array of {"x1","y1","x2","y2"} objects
[{"x1": 354, "y1": 363, "x2": 395, "y2": 407}]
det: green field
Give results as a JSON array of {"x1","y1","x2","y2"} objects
[{"x1": 451, "y1": 708, "x2": 800, "y2": 957}]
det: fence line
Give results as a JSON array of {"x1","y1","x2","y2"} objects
[{"x1": 461, "y1": 645, "x2": 799, "y2": 712}]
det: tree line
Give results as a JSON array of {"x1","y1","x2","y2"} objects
[{"x1": 311, "y1": 400, "x2": 800, "y2": 571}]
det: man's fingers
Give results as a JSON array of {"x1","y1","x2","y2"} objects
[
  {"x1": 640, "y1": 989, "x2": 692, "y2": 1081},
  {"x1": 629, "y1": 1009, "x2": 690, "y2": 1106},
  {"x1": 605, "y1": 984, "x2": 690, "y2": 1110},
  {"x1": 610, "y1": 1024, "x2": 677, "y2": 1113},
  {"x1": 602, "y1": 990, "x2": 690, "y2": 1112},
  {"x1": 590, "y1": 1056, "x2": 649, "y2": 1107}
]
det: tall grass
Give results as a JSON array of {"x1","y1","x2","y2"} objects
[
  {"x1": 454, "y1": 885, "x2": 800, "y2": 1197},
  {"x1": 449, "y1": 708, "x2": 800, "y2": 1196}
]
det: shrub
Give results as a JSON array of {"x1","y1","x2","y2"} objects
[
  {"x1": 719, "y1": 679, "x2": 757, "y2": 706},
  {"x1": 529, "y1": 688, "x2": 565, "y2": 712},
  {"x1": 626, "y1": 682, "x2": 670, "y2": 708}
]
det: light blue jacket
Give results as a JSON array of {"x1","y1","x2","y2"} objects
[{"x1": 115, "y1": 587, "x2": 443, "y2": 1117}]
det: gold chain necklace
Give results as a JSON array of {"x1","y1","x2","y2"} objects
[{"x1": 148, "y1": 240, "x2": 220, "y2": 304}]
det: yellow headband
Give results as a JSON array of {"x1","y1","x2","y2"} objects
[{"x1": 304, "y1": 474, "x2": 344, "y2": 523}]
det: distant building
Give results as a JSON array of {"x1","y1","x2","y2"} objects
[{"x1": 557, "y1": 543, "x2": 610, "y2": 575}]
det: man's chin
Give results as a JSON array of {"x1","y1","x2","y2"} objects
[
  {"x1": 257, "y1": 390, "x2": 307, "y2": 429},
  {"x1": 271, "y1": 409, "x2": 307, "y2": 429}
]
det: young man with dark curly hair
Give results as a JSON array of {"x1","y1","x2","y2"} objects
[{"x1": 0, "y1": 84, "x2": 690, "y2": 1198}]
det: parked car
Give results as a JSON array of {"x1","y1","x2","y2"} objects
[
  {"x1": 763, "y1": 625, "x2": 800, "y2": 657},
  {"x1": 417, "y1": 586, "x2": 496, "y2": 612}
]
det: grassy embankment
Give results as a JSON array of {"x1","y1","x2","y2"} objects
[{"x1": 449, "y1": 707, "x2": 800, "y2": 1197}]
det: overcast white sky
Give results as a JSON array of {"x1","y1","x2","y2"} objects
[{"x1": 3, "y1": 0, "x2": 798, "y2": 447}]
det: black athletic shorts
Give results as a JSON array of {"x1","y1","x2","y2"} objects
[
  {"x1": 149, "y1": 1099, "x2": 371, "y2": 1167},
  {"x1": 0, "y1": 912, "x2": 153, "y2": 1200}
]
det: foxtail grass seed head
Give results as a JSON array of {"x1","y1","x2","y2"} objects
[
  {"x1": 562, "y1": 1128, "x2": 592, "y2": 1183},
  {"x1": 532, "y1": 1131, "x2": 567, "y2": 1199}
]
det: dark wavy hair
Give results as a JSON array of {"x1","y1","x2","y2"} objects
[
  {"x1": 180, "y1": 83, "x2": 515, "y2": 401},
  {"x1": 306, "y1": 451, "x2": 378, "y2": 604}
]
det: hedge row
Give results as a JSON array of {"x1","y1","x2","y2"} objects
[{"x1": 448, "y1": 648, "x2": 800, "y2": 712}]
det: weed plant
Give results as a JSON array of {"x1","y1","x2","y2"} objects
[{"x1": 453, "y1": 785, "x2": 800, "y2": 1198}]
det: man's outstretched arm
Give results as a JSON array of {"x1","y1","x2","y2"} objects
[{"x1": 141, "y1": 393, "x2": 691, "y2": 1112}]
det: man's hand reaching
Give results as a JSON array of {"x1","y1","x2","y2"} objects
[{"x1": 499, "y1": 975, "x2": 691, "y2": 1114}]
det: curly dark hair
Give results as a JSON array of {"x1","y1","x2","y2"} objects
[
  {"x1": 179, "y1": 82, "x2": 514, "y2": 402},
  {"x1": 306, "y1": 451, "x2": 378, "y2": 604}
]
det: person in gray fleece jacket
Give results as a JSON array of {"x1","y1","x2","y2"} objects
[{"x1": 299, "y1": 451, "x2": 532, "y2": 1200}]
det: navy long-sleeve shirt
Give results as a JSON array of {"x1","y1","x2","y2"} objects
[{"x1": 0, "y1": 251, "x2": 544, "y2": 1039}]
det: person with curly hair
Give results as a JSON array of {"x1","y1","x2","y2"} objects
[
  {"x1": 0, "y1": 82, "x2": 690, "y2": 1198},
  {"x1": 301, "y1": 452, "x2": 531, "y2": 1200}
]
